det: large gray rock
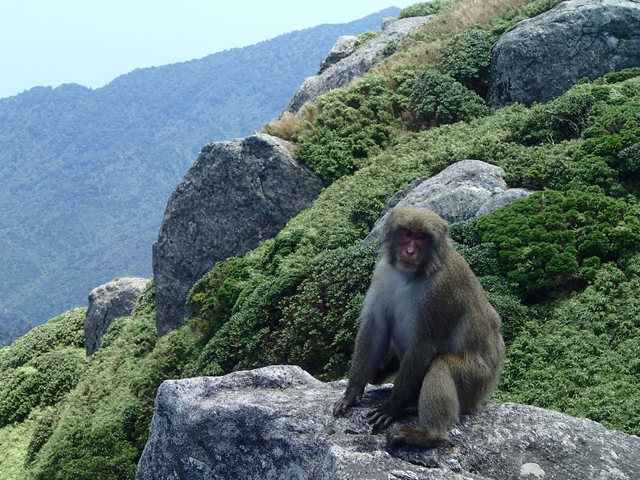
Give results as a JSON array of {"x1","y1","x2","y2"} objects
[
  {"x1": 136, "y1": 365, "x2": 640, "y2": 480},
  {"x1": 487, "y1": 0, "x2": 640, "y2": 107},
  {"x1": 84, "y1": 277, "x2": 149, "y2": 355},
  {"x1": 365, "y1": 160, "x2": 532, "y2": 243},
  {"x1": 152, "y1": 134, "x2": 323, "y2": 336},
  {"x1": 285, "y1": 15, "x2": 434, "y2": 113},
  {"x1": 319, "y1": 36, "x2": 360, "y2": 73}
]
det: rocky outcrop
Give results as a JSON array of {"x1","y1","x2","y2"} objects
[
  {"x1": 135, "y1": 365, "x2": 640, "y2": 480},
  {"x1": 285, "y1": 15, "x2": 434, "y2": 113},
  {"x1": 318, "y1": 36, "x2": 359, "y2": 73},
  {"x1": 365, "y1": 160, "x2": 532, "y2": 243},
  {"x1": 84, "y1": 277, "x2": 149, "y2": 355},
  {"x1": 152, "y1": 134, "x2": 323, "y2": 336},
  {"x1": 487, "y1": 0, "x2": 640, "y2": 107}
]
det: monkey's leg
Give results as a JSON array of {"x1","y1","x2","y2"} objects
[
  {"x1": 388, "y1": 354, "x2": 473, "y2": 448},
  {"x1": 372, "y1": 350, "x2": 399, "y2": 385}
]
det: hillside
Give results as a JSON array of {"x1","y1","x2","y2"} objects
[
  {"x1": 0, "y1": 7, "x2": 398, "y2": 344},
  {"x1": 0, "y1": 0, "x2": 639, "y2": 478}
]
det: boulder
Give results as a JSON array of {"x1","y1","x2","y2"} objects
[
  {"x1": 135, "y1": 365, "x2": 640, "y2": 480},
  {"x1": 152, "y1": 134, "x2": 323, "y2": 336},
  {"x1": 487, "y1": 0, "x2": 640, "y2": 107},
  {"x1": 285, "y1": 15, "x2": 434, "y2": 113},
  {"x1": 84, "y1": 277, "x2": 149, "y2": 355},
  {"x1": 364, "y1": 160, "x2": 532, "y2": 243},
  {"x1": 319, "y1": 36, "x2": 359, "y2": 73}
]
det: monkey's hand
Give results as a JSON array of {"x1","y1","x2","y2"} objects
[
  {"x1": 366, "y1": 403, "x2": 399, "y2": 430},
  {"x1": 333, "y1": 390, "x2": 362, "y2": 416}
]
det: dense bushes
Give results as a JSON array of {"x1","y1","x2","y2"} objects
[
  {"x1": 296, "y1": 73, "x2": 410, "y2": 183},
  {"x1": 497, "y1": 259, "x2": 640, "y2": 435},
  {"x1": 509, "y1": 92, "x2": 597, "y2": 145},
  {"x1": 187, "y1": 257, "x2": 251, "y2": 344},
  {"x1": 476, "y1": 190, "x2": 640, "y2": 298},
  {"x1": 273, "y1": 243, "x2": 378, "y2": 379},
  {"x1": 449, "y1": 221, "x2": 530, "y2": 344},
  {"x1": 0, "y1": 309, "x2": 87, "y2": 427},
  {"x1": 0, "y1": 308, "x2": 85, "y2": 370},
  {"x1": 410, "y1": 69, "x2": 488, "y2": 127},
  {"x1": 294, "y1": 65, "x2": 489, "y2": 184},
  {"x1": 437, "y1": 28, "x2": 492, "y2": 94},
  {"x1": 188, "y1": 243, "x2": 378, "y2": 380},
  {"x1": 25, "y1": 314, "x2": 197, "y2": 480},
  {"x1": 399, "y1": 0, "x2": 456, "y2": 18},
  {"x1": 0, "y1": 348, "x2": 86, "y2": 426}
]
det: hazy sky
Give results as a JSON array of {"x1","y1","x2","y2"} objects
[{"x1": 0, "y1": 0, "x2": 416, "y2": 99}]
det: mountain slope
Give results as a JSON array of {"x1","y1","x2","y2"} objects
[{"x1": 0, "y1": 7, "x2": 399, "y2": 343}]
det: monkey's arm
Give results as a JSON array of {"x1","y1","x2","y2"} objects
[
  {"x1": 334, "y1": 308, "x2": 390, "y2": 416},
  {"x1": 367, "y1": 346, "x2": 434, "y2": 429}
]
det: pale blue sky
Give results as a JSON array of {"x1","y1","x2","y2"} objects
[{"x1": 0, "y1": 0, "x2": 416, "y2": 99}]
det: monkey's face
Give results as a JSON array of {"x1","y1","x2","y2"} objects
[{"x1": 395, "y1": 227, "x2": 429, "y2": 272}]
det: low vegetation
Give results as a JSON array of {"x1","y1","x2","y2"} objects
[{"x1": 1, "y1": 0, "x2": 638, "y2": 478}]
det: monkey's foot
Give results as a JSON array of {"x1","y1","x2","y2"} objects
[
  {"x1": 387, "y1": 425, "x2": 449, "y2": 449},
  {"x1": 333, "y1": 392, "x2": 362, "y2": 416},
  {"x1": 367, "y1": 405, "x2": 399, "y2": 430}
]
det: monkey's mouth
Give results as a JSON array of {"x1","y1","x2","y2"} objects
[{"x1": 397, "y1": 260, "x2": 419, "y2": 271}]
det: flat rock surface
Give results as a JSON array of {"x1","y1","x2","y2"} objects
[{"x1": 136, "y1": 365, "x2": 640, "y2": 480}]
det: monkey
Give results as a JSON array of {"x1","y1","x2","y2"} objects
[{"x1": 334, "y1": 206, "x2": 505, "y2": 448}]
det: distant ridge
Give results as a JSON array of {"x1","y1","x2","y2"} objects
[{"x1": 0, "y1": 7, "x2": 400, "y2": 344}]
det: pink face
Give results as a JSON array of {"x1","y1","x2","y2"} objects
[{"x1": 397, "y1": 227, "x2": 429, "y2": 271}]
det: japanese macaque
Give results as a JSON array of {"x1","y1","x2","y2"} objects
[{"x1": 334, "y1": 206, "x2": 505, "y2": 448}]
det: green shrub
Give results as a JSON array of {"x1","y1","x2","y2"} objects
[
  {"x1": 509, "y1": 92, "x2": 596, "y2": 145},
  {"x1": 128, "y1": 325, "x2": 197, "y2": 403},
  {"x1": 191, "y1": 267, "x2": 308, "y2": 375},
  {"x1": 296, "y1": 74, "x2": 409, "y2": 184},
  {"x1": 355, "y1": 31, "x2": 380, "y2": 48},
  {"x1": 258, "y1": 227, "x2": 309, "y2": 273},
  {"x1": 450, "y1": 219, "x2": 530, "y2": 343},
  {"x1": 187, "y1": 257, "x2": 251, "y2": 343},
  {"x1": 454, "y1": 241, "x2": 502, "y2": 278},
  {"x1": 132, "y1": 279, "x2": 155, "y2": 317},
  {"x1": 28, "y1": 316, "x2": 197, "y2": 480},
  {"x1": 399, "y1": 0, "x2": 455, "y2": 18},
  {"x1": 594, "y1": 67, "x2": 640, "y2": 85},
  {"x1": 0, "y1": 348, "x2": 86, "y2": 426},
  {"x1": 273, "y1": 243, "x2": 378, "y2": 380},
  {"x1": 438, "y1": 28, "x2": 492, "y2": 94},
  {"x1": 619, "y1": 141, "x2": 640, "y2": 176},
  {"x1": 542, "y1": 152, "x2": 621, "y2": 196},
  {"x1": 480, "y1": 275, "x2": 530, "y2": 344},
  {"x1": 0, "y1": 308, "x2": 85, "y2": 370},
  {"x1": 476, "y1": 190, "x2": 640, "y2": 298},
  {"x1": 30, "y1": 423, "x2": 139, "y2": 480},
  {"x1": 0, "y1": 418, "x2": 33, "y2": 479},
  {"x1": 25, "y1": 408, "x2": 58, "y2": 465},
  {"x1": 409, "y1": 69, "x2": 488, "y2": 128},
  {"x1": 448, "y1": 217, "x2": 482, "y2": 246},
  {"x1": 497, "y1": 264, "x2": 640, "y2": 435},
  {"x1": 537, "y1": 100, "x2": 640, "y2": 195}
]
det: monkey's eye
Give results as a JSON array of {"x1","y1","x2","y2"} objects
[
  {"x1": 398, "y1": 228, "x2": 414, "y2": 240},
  {"x1": 398, "y1": 228, "x2": 428, "y2": 244}
]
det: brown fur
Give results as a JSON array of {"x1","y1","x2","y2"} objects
[{"x1": 334, "y1": 206, "x2": 505, "y2": 448}]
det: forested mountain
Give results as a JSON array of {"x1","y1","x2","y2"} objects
[{"x1": 0, "y1": 7, "x2": 399, "y2": 345}]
